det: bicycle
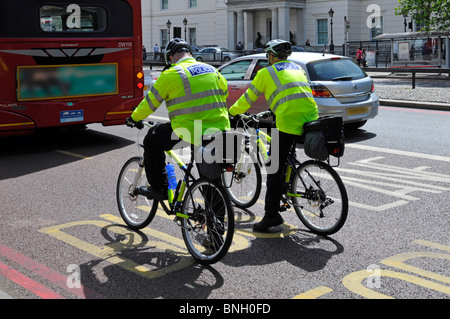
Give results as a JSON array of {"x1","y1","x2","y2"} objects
[
  {"x1": 224, "y1": 111, "x2": 348, "y2": 235},
  {"x1": 116, "y1": 121, "x2": 235, "y2": 264}
]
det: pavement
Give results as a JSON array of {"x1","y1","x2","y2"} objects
[{"x1": 367, "y1": 71, "x2": 450, "y2": 111}]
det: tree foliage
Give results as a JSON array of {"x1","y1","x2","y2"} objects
[{"x1": 395, "y1": 0, "x2": 450, "y2": 31}]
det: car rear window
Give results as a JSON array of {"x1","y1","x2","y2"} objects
[
  {"x1": 306, "y1": 59, "x2": 366, "y2": 81},
  {"x1": 219, "y1": 60, "x2": 252, "y2": 81}
]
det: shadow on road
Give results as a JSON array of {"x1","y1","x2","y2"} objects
[
  {"x1": 77, "y1": 223, "x2": 224, "y2": 299},
  {"x1": 343, "y1": 127, "x2": 377, "y2": 144},
  {"x1": 0, "y1": 126, "x2": 133, "y2": 180}
]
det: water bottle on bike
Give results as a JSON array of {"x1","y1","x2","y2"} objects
[{"x1": 166, "y1": 162, "x2": 177, "y2": 202}]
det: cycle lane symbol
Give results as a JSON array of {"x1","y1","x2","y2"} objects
[{"x1": 335, "y1": 144, "x2": 450, "y2": 212}]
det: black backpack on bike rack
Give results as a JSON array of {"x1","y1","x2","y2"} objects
[{"x1": 302, "y1": 116, "x2": 345, "y2": 165}]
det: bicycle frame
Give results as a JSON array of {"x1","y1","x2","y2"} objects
[
  {"x1": 235, "y1": 113, "x2": 307, "y2": 201},
  {"x1": 161, "y1": 148, "x2": 196, "y2": 220},
  {"x1": 137, "y1": 121, "x2": 197, "y2": 219},
  {"x1": 228, "y1": 112, "x2": 348, "y2": 235},
  {"x1": 119, "y1": 121, "x2": 236, "y2": 264}
]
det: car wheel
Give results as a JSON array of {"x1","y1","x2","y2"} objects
[
  {"x1": 223, "y1": 56, "x2": 231, "y2": 62},
  {"x1": 196, "y1": 57, "x2": 204, "y2": 62}
]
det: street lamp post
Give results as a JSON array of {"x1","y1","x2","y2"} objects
[
  {"x1": 329, "y1": 8, "x2": 334, "y2": 54},
  {"x1": 183, "y1": 17, "x2": 188, "y2": 42},
  {"x1": 166, "y1": 19, "x2": 172, "y2": 43},
  {"x1": 402, "y1": 10, "x2": 408, "y2": 32},
  {"x1": 344, "y1": 16, "x2": 350, "y2": 57}
]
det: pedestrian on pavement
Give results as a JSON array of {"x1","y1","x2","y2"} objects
[
  {"x1": 228, "y1": 39, "x2": 319, "y2": 232},
  {"x1": 356, "y1": 47, "x2": 363, "y2": 66},
  {"x1": 153, "y1": 44, "x2": 160, "y2": 60},
  {"x1": 361, "y1": 48, "x2": 367, "y2": 67}
]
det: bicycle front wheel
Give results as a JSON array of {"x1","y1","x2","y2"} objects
[
  {"x1": 116, "y1": 156, "x2": 158, "y2": 230},
  {"x1": 181, "y1": 178, "x2": 234, "y2": 264},
  {"x1": 291, "y1": 160, "x2": 348, "y2": 235},
  {"x1": 221, "y1": 151, "x2": 262, "y2": 208}
]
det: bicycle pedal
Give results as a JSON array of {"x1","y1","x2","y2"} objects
[
  {"x1": 173, "y1": 216, "x2": 183, "y2": 226},
  {"x1": 173, "y1": 215, "x2": 192, "y2": 231}
]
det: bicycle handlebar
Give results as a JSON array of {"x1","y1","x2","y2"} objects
[
  {"x1": 142, "y1": 120, "x2": 154, "y2": 127},
  {"x1": 230, "y1": 110, "x2": 273, "y2": 129},
  {"x1": 239, "y1": 110, "x2": 272, "y2": 121}
]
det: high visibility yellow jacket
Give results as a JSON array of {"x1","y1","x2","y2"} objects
[
  {"x1": 229, "y1": 60, "x2": 318, "y2": 135},
  {"x1": 131, "y1": 57, "x2": 230, "y2": 145}
]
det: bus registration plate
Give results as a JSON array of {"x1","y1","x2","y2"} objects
[{"x1": 60, "y1": 110, "x2": 84, "y2": 123}]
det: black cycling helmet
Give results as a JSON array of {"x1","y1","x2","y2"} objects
[
  {"x1": 164, "y1": 38, "x2": 191, "y2": 65},
  {"x1": 264, "y1": 39, "x2": 292, "y2": 58}
]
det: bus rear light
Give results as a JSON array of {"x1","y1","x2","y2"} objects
[
  {"x1": 311, "y1": 85, "x2": 333, "y2": 98},
  {"x1": 136, "y1": 71, "x2": 144, "y2": 79},
  {"x1": 137, "y1": 82, "x2": 144, "y2": 90}
]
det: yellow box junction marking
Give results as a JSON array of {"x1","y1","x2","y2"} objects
[
  {"x1": 39, "y1": 218, "x2": 194, "y2": 280},
  {"x1": 38, "y1": 209, "x2": 450, "y2": 299}
]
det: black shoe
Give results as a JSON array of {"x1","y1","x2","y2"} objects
[
  {"x1": 137, "y1": 186, "x2": 168, "y2": 200},
  {"x1": 252, "y1": 213, "x2": 284, "y2": 233}
]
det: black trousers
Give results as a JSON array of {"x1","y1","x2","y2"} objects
[
  {"x1": 143, "y1": 122, "x2": 224, "y2": 191},
  {"x1": 264, "y1": 130, "x2": 297, "y2": 215},
  {"x1": 143, "y1": 122, "x2": 189, "y2": 192}
]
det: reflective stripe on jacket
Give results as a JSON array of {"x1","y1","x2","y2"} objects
[
  {"x1": 131, "y1": 57, "x2": 230, "y2": 144},
  {"x1": 229, "y1": 60, "x2": 318, "y2": 135}
]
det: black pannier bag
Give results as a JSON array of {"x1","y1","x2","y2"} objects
[
  {"x1": 303, "y1": 130, "x2": 328, "y2": 161},
  {"x1": 303, "y1": 116, "x2": 345, "y2": 160}
]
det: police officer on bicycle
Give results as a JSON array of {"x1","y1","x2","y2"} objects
[
  {"x1": 229, "y1": 39, "x2": 319, "y2": 232},
  {"x1": 126, "y1": 38, "x2": 230, "y2": 199}
]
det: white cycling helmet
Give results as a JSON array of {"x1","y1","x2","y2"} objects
[{"x1": 263, "y1": 39, "x2": 292, "y2": 58}]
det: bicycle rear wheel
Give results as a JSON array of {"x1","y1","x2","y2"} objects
[
  {"x1": 116, "y1": 156, "x2": 158, "y2": 230},
  {"x1": 181, "y1": 178, "x2": 234, "y2": 264},
  {"x1": 221, "y1": 149, "x2": 261, "y2": 208},
  {"x1": 291, "y1": 160, "x2": 348, "y2": 235}
]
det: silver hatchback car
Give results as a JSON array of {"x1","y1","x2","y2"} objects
[
  {"x1": 193, "y1": 47, "x2": 243, "y2": 62},
  {"x1": 218, "y1": 52, "x2": 379, "y2": 129}
]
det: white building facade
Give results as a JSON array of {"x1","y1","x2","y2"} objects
[{"x1": 141, "y1": 0, "x2": 413, "y2": 51}]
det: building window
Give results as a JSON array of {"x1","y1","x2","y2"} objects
[
  {"x1": 416, "y1": 21, "x2": 424, "y2": 31},
  {"x1": 161, "y1": 29, "x2": 168, "y2": 48},
  {"x1": 371, "y1": 16, "x2": 383, "y2": 39},
  {"x1": 317, "y1": 19, "x2": 328, "y2": 45},
  {"x1": 161, "y1": 0, "x2": 168, "y2": 10},
  {"x1": 189, "y1": 28, "x2": 196, "y2": 46},
  {"x1": 189, "y1": 0, "x2": 197, "y2": 8}
]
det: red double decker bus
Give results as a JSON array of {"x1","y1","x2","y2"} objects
[{"x1": 0, "y1": 0, "x2": 144, "y2": 137}]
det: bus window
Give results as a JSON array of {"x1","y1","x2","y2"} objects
[{"x1": 40, "y1": 5, "x2": 107, "y2": 33}]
